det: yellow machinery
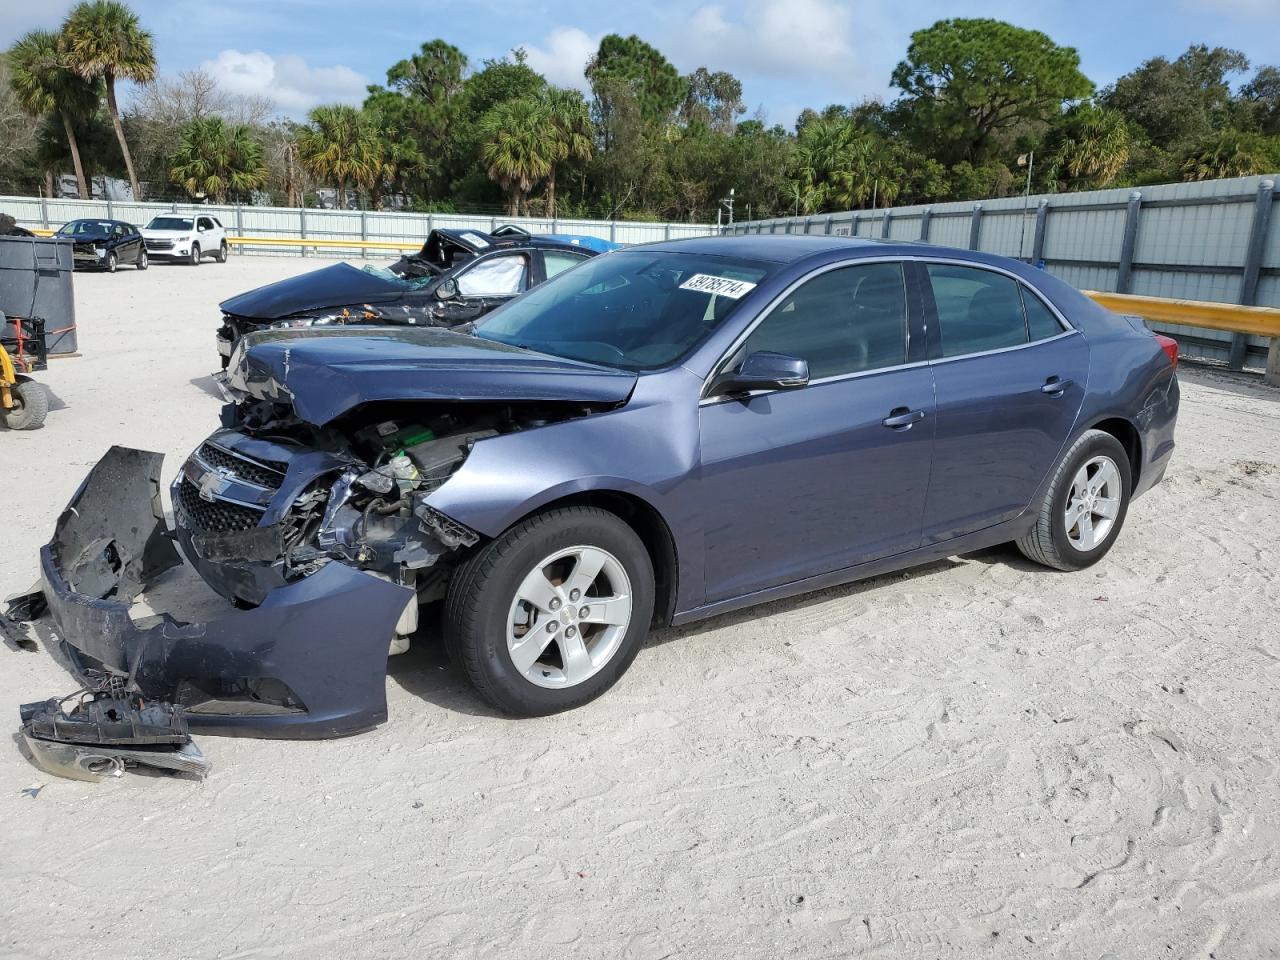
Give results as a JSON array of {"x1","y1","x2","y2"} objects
[{"x1": 1, "y1": 316, "x2": 48, "y2": 431}]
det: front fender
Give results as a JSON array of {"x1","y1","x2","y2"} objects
[{"x1": 424, "y1": 367, "x2": 708, "y2": 613}]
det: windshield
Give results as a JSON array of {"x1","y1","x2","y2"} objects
[
  {"x1": 361, "y1": 263, "x2": 433, "y2": 290},
  {"x1": 147, "y1": 216, "x2": 193, "y2": 231},
  {"x1": 57, "y1": 220, "x2": 113, "y2": 235},
  {"x1": 474, "y1": 250, "x2": 771, "y2": 370}
]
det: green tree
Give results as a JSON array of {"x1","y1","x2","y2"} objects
[
  {"x1": 587, "y1": 34, "x2": 685, "y2": 140},
  {"x1": 296, "y1": 104, "x2": 381, "y2": 209},
  {"x1": 7, "y1": 29, "x2": 99, "y2": 198},
  {"x1": 680, "y1": 67, "x2": 745, "y2": 133},
  {"x1": 1179, "y1": 130, "x2": 1280, "y2": 181},
  {"x1": 60, "y1": 0, "x2": 156, "y2": 199},
  {"x1": 892, "y1": 18, "x2": 1092, "y2": 164},
  {"x1": 541, "y1": 87, "x2": 593, "y2": 218},
  {"x1": 477, "y1": 96, "x2": 555, "y2": 215},
  {"x1": 1103, "y1": 45, "x2": 1249, "y2": 152},
  {"x1": 168, "y1": 115, "x2": 267, "y2": 202},
  {"x1": 1046, "y1": 104, "x2": 1132, "y2": 189},
  {"x1": 386, "y1": 39, "x2": 467, "y2": 106},
  {"x1": 1240, "y1": 66, "x2": 1280, "y2": 136},
  {"x1": 361, "y1": 91, "x2": 431, "y2": 208}
]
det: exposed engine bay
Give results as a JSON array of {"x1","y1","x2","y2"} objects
[{"x1": 182, "y1": 394, "x2": 605, "y2": 611}]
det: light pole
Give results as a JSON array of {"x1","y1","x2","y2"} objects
[{"x1": 1017, "y1": 151, "x2": 1034, "y2": 261}]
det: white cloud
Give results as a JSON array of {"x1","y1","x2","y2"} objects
[
  {"x1": 521, "y1": 27, "x2": 600, "y2": 91},
  {"x1": 199, "y1": 49, "x2": 369, "y2": 116},
  {"x1": 670, "y1": 0, "x2": 857, "y2": 78}
]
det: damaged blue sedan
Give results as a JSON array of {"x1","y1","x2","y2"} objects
[{"x1": 12, "y1": 236, "x2": 1179, "y2": 775}]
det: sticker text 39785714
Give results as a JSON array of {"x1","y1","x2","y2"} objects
[{"x1": 678, "y1": 274, "x2": 758, "y2": 299}]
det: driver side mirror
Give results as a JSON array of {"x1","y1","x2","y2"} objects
[
  {"x1": 435, "y1": 278, "x2": 459, "y2": 301},
  {"x1": 710, "y1": 351, "x2": 810, "y2": 396}
]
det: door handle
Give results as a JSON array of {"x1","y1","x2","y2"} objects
[
  {"x1": 1041, "y1": 377, "x2": 1073, "y2": 396},
  {"x1": 882, "y1": 407, "x2": 926, "y2": 429}
]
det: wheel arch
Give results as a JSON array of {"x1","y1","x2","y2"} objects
[
  {"x1": 1084, "y1": 415, "x2": 1142, "y2": 489},
  {"x1": 505, "y1": 489, "x2": 679, "y2": 628}
]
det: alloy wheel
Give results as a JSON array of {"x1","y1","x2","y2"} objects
[
  {"x1": 506, "y1": 545, "x2": 633, "y2": 689},
  {"x1": 1065, "y1": 455, "x2": 1122, "y2": 551}
]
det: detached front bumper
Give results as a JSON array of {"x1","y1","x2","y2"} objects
[{"x1": 31, "y1": 446, "x2": 413, "y2": 739}]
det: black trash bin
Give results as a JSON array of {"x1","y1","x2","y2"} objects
[{"x1": 0, "y1": 235, "x2": 76, "y2": 355}]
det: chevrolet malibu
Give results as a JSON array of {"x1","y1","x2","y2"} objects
[{"x1": 18, "y1": 236, "x2": 1179, "y2": 741}]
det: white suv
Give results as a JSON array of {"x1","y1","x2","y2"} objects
[{"x1": 142, "y1": 214, "x2": 229, "y2": 265}]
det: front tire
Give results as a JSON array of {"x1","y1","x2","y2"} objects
[
  {"x1": 3, "y1": 379, "x2": 49, "y2": 430},
  {"x1": 189, "y1": 243, "x2": 201, "y2": 266},
  {"x1": 445, "y1": 506, "x2": 655, "y2": 716},
  {"x1": 1017, "y1": 429, "x2": 1131, "y2": 571},
  {"x1": 105, "y1": 251, "x2": 117, "y2": 273}
]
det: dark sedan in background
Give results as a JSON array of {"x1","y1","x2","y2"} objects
[
  {"x1": 214, "y1": 226, "x2": 619, "y2": 366},
  {"x1": 18, "y1": 234, "x2": 1179, "y2": 752},
  {"x1": 54, "y1": 218, "x2": 147, "y2": 272}
]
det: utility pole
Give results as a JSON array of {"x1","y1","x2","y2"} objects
[{"x1": 720, "y1": 188, "x2": 735, "y2": 226}]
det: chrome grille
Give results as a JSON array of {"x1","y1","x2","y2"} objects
[
  {"x1": 174, "y1": 477, "x2": 263, "y2": 534},
  {"x1": 146, "y1": 239, "x2": 173, "y2": 250},
  {"x1": 198, "y1": 443, "x2": 286, "y2": 489}
]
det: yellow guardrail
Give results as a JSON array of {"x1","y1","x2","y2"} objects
[
  {"x1": 25, "y1": 228, "x2": 419, "y2": 251},
  {"x1": 1085, "y1": 291, "x2": 1280, "y2": 339},
  {"x1": 226, "y1": 236, "x2": 422, "y2": 251}
]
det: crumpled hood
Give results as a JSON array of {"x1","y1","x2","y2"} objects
[
  {"x1": 59, "y1": 230, "x2": 111, "y2": 243},
  {"x1": 228, "y1": 327, "x2": 638, "y2": 426},
  {"x1": 220, "y1": 262, "x2": 408, "y2": 320}
]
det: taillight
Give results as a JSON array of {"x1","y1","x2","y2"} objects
[{"x1": 1154, "y1": 334, "x2": 1178, "y2": 370}]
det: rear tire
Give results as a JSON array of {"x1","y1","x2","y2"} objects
[
  {"x1": 445, "y1": 506, "x2": 655, "y2": 716},
  {"x1": 1016, "y1": 429, "x2": 1131, "y2": 571},
  {"x1": 215, "y1": 241, "x2": 228, "y2": 263},
  {"x1": 3, "y1": 379, "x2": 49, "y2": 430},
  {"x1": 136, "y1": 249, "x2": 148, "y2": 270},
  {"x1": 189, "y1": 243, "x2": 201, "y2": 266}
]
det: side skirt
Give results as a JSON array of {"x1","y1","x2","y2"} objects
[{"x1": 670, "y1": 514, "x2": 1034, "y2": 628}]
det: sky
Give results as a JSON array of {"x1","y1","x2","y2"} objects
[{"x1": 4, "y1": 0, "x2": 1280, "y2": 127}]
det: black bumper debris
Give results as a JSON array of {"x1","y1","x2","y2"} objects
[
  {"x1": 25, "y1": 446, "x2": 414, "y2": 749},
  {"x1": 19, "y1": 692, "x2": 211, "y2": 782}
]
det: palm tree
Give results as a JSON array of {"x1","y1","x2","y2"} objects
[
  {"x1": 1049, "y1": 105, "x2": 1131, "y2": 189},
  {"x1": 296, "y1": 105, "x2": 381, "y2": 209},
  {"x1": 8, "y1": 29, "x2": 99, "y2": 198},
  {"x1": 1180, "y1": 130, "x2": 1280, "y2": 181},
  {"x1": 478, "y1": 98, "x2": 556, "y2": 216},
  {"x1": 168, "y1": 116, "x2": 268, "y2": 203},
  {"x1": 60, "y1": 0, "x2": 155, "y2": 200},
  {"x1": 541, "y1": 87, "x2": 593, "y2": 219}
]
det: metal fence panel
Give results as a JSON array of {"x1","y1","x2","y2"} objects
[{"x1": 1, "y1": 196, "x2": 718, "y2": 255}]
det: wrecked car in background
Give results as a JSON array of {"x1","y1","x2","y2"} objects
[
  {"x1": 214, "y1": 226, "x2": 618, "y2": 366},
  {"x1": 10, "y1": 236, "x2": 1178, "y2": 780}
]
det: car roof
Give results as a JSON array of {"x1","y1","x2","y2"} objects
[{"x1": 635, "y1": 234, "x2": 1042, "y2": 273}]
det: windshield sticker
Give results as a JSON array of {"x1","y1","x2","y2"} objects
[
  {"x1": 460, "y1": 232, "x2": 490, "y2": 248},
  {"x1": 678, "y1": 274, "x2": 758, "y2": 299}
]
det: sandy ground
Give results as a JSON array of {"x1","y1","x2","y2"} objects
[{"x1": 2, "y1": 256, "x2": 1279, "y2": 960}]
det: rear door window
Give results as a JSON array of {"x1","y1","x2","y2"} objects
[
  {"x1": 544, "y1": 251, "x2": 590, "y2": 279},
  {"x1": 926, "y1": 264, "x2": 1028, "y2": 357},
  {"x1": 1022, "y1": 288, "x2": 1066, "y2": 341}
]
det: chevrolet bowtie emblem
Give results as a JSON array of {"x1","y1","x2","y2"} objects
[{"x1": 197, "y1": 467, "x2": 232, "y2": 502}]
